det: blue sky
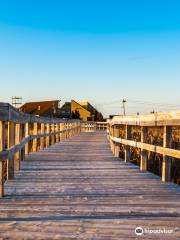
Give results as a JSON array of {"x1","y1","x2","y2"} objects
[{"x1": 0, "y1": 0, "x2": 180, "y2": 116}]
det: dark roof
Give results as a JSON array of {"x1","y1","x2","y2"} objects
[{"x1": 20, "y1": 100, "x2": 60, "y2": 116}]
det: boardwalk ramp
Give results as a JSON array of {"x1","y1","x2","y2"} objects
[{"x1": 0, "y1": 132, "x2": 180, "y2": 239}]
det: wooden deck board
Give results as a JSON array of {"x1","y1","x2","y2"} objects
[{"x1": 0, "y1": 132, "x2": 180, "y2": 239}]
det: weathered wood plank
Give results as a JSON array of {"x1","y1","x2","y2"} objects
[{"x1": 0, "y1": 132, "x2": 179, "y2": 239}]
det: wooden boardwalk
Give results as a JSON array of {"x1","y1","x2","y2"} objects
[{"x1": 0, "y1": 131, "x2": 180, "y2": 239}]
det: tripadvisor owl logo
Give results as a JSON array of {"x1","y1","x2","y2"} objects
[{"x1": 135, "y1": 227, "x2": 144, "y2": 236}]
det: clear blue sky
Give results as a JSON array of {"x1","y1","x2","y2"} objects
[{"x1": 0, "y1": 0, "x2": 180, "y2": 117}]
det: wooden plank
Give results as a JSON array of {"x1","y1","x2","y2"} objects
[{"x1": 0, "y1": 132, "x2": 179, "y2": 239}]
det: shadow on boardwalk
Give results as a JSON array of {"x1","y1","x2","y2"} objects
[{"x1": 0, "y1": 132, "x2": 180, "y2": 239}]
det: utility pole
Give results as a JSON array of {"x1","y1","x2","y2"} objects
[
  {"x1": 122, "y1": 99, "x2": 126, "y2": 115},
  {"x1": 12, "y1": 96, "x2": 22, "y2": 108}
]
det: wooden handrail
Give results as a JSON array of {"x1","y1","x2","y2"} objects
[
  {"x1": 0, "y1": 103, "x2": 81, "y2": 197},
  {"x1": 0, "y1": 102, "x2": 80, "y2": 123},
  {"x1": 0, "y1": 126, "x2": 79, "y2": 161},
  {"x1": 108, "y1": 111, "x2": 180, "y2": 184},
  {"x1": 109, "y1": 111, "x2": 180, "y2": 126},
  {"x1": 110, "y1": 136, "x2": 180, "y2": 159}
]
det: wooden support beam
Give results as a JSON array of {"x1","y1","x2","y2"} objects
[
  {"x1": 40, "y1": 123, "x2": 45, "y2": 150},
  {"x1": 114, "y1": 125, "x2": 120, "y2": 138},
  {"x1": 25, "y1": 123, "x2": 29, "y2": 155},
  {"x1": 14, "y1": 123, "x2": 20, "y2": 172},
  {"x1": 140, "y1": 127, "x2": 148, "y2": 171},
  {"x1": 114, "y1": 142, "x2": 120, "y2": 158},
  {"x1": 113, "y1": 125, "x2": 120, "y2": 158},
  {"x1": 69, "y1": 123, "x2": 71, "y2": 138},
  {"x1": 0, "y1": 121, "x2": 5, "y2": 197},
  {"x1": 65, "y1": 124, "x2": 67, "y2": 140},
  {"x1": 63, "y1": 123, "x2": 66, "y2": 141},
  {"x1": 51, "y1": 124, "x2": 55, "y2": 145},
  {"x1": 0, "y1": 161, "x2": 4, "y2": 197},
  {"x1": 7, "y1": 122, "x2": 15, "y2": 180},
  {"x1": 20, "y1": 124, "x2": 25, "y2": 162},
  {"x1": 140, "y1": 150, "x2": 148, "y2": 171},
  {"x1": 46, "y1": 124, "x2": 50, "y2": 147},
  {"x1": 56, "y1": 123, "x2": 59, "y2": 143},
  {"x1": 69, "y1": 123, "x2": 73, "y2": 137},
  {"x1": 125, "y1": 125, "x2": 131, "y2": 162},
  {"x1": 32, "y1": 122, "x2": 38, "y2": 152},
  {"x1": 60, "y1": 123, "x2": 63, "y2": 142},
  {"x1": 162, "y1": 126, "x2": 172, "y2": 182},
  {"x1": 0, "y1": 121, "x2": 5, "y2": 152},
  {"x1": 58, "y1": 123, "x2": 61, "y2": 142}
]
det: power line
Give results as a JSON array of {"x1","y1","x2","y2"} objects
[{"x1": 94, "y1": 98, "x2": 180, "y2": 108}]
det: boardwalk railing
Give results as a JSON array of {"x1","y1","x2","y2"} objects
[
  {"x1": 108, "y1": 112, "x2": 180, "y2": 183},
  {"x1": 81, "y1": 121, "x2": 107, "y2": 132},
  {"x1": 0, "y1": 103, "x2": 81, "y2": 197}
]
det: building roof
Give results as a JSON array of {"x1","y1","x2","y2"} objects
[{"x1": 20, "y1": 100, "x2": 60, "y2": 116}]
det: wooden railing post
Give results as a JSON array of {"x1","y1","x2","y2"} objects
[
  {"x1": 76, "y1": 122, "x2": 78, "y2": 135},
  {"x1": 162, "y1": 126, "x2": 172, "y2": 182},
  {"x1": 76, "y1": 122, "x2": 78, "y2": 134},
  {"x1": 7, "y1": 122, "x2": 15, "y2": 179},
  {"x1": 125, "y1": 125, "x2": 131, "y2": 162},
  {"x1": 114, "y1": 125, "x2": 120, "y2": 158},
  {"x1": 67, "y1": 123, "x2": 69, "y2": 139},
  {"x1": 140, "y1": 126, "x2": 148, "y2": 171},
  {"x1": 51, "y1": 124, "x2": 55, "y2": 145},
  {"x1": 40, "y1": 123, "x2": 45, "y2": 150},
  {"x1": 0, "y1": 161, "x2": 4, "y2": 197},
  {"x1": 56, "y1": 123, "x2": 59, "y2": 143},
  {"x1": 25, "y1": 122, "x2": 29, "y2": 155},
  {"x1": 111, "y1": 125, "x2": 115, "y2": 154},
  {"x1": 71, "y1": 123, "x2": 73, "y2": 137},
  {"x1": 60, "y1": 123, "x2": 63, "y2": 142},
  {"x1": 79, "y1": 122, "x2": 81, "y2": 133},
  {"x1": 33, "y1": 122, "x2": 38, "y2": 152},
  {"x1": 114, "y1": 142, "x2": 120, "y2": 158},
  {"x1": 74, "y1": 122, "x2": 77, "y2": 135},
  {"x1": 65, "y1": 123, "x2": 68, "y2": 139},
  {"x1": 70, "y1": 123, "x2": 72, "y2": 137},
  {"x1": 44, "y1": 124, "x2": 46, "y2": 148},
  {"x1": 59, "y1": 123, "x2": 61, "y2": 141},
  {"x1": 64, "y1": 123, "x2": 66, "y2": 140},
  {"x1": 20, "y1": 123, "x2": 25, "y2": 162},
  {"x1": 0, "y1": 121, "x2": 5, "y2": 152},
  {"x1": 0, "y1": 121, "x2": 5, "y2": 197},
  {"x1": 46, "y1": 124, "x2": 50, "y2": 147},
  {"x1": 67, "y1": 123, "x2": 69, "y2": 138},
  {"x1": 14, "y1": 123, "x2": 20, "y2": 171},
  {"x1": 109, "y1": 125, "x2": 113, "y2": 152}
]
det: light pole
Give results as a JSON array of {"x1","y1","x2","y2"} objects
[{"x1": 122, "y1": 99, "x2": 126, "y2": 115}]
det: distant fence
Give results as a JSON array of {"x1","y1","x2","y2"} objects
[
  {"x1": 108, "y1": 112, "x2": 180, "y2": 184},
  {"x1": 0, "y1": 103, "x2": 81, "y2": 197},
  {"x1": 81, "y1": 121, "x2": 107, "y2": 132}
]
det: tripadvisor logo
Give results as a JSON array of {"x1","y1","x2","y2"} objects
[{"x1": 135, "y1": 227, "x2": 144, "y2": 236}]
